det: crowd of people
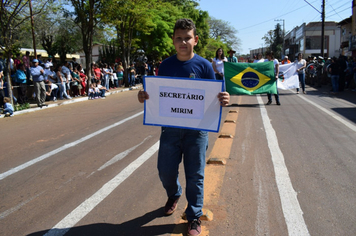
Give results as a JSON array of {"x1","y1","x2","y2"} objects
[{"x1": 0, "y1": 51, "x2": 167, "y2": 117}]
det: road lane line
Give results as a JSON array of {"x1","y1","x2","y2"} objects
[
  {"x1": 297, "y1": 94, "x2": 356, "y2": 132},
  {"x1": 0, "y1": 191, "x2": 45, "y2": 219},
  {"x1": 44, "y1": 141, "x2": 159, "y2": 236},
  {"x1": 0, "y1": 111, "x2": 144, "y2": 181},
  {"x1": 257, "y1": 95, "x2": 310, "y2": 236}
]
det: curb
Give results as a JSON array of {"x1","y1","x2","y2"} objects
[{"x1": 1, "y1": 85, "x2": 142, "y2": 119}]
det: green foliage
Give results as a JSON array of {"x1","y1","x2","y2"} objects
[
  {"x1": 14, "y1": 103, "x2": 30, "y2": 111},
  {"x1": 262, "y1": 23, "x2": 283, "y2": 59}
]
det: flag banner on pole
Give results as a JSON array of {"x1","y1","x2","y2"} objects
[
  {"x1": 278, "y1": 63, "x2": 300, "y2": 90},
  {"x1": 224, "y1": 61, "x2": 277, "y2": 95}
]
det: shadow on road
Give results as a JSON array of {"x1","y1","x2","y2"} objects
[{"x1": 27, "y1": 207, "x2": 186, "y2": 236}]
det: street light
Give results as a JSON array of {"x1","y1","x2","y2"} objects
[{"x1": 275, "y1": 19, "x2": 285, "y2": 58}]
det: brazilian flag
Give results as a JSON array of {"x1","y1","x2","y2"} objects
[{"x1": 224, "y1": 61, "x2": 277, "y2": 95}]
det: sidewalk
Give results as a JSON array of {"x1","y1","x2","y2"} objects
[{"x1": 0, "y1": 85, "x2": 143, "y2": 119}]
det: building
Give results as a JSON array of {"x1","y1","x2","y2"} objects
[
  {"x1": 338, "y1": 17, "x2": 353, "y2": 57},
  {"x1": 284, "y1": 21, "x2": 342, "y2": 61}
]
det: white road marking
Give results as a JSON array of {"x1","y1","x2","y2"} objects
[
  {"x1": 0, "y1": 111, "x2": 144, "y2": 181},
  {"x1": 297, "y1": 94, "x2": 356, "y2": 132},
  {"x1": 0, "y1": 191, "x2": 45, "y2": 219},
  {"x1": 43, "y1": 141, "x2": 159, "y2": 236},
  {"x1": 97, "y1": 136, "x2": 152, "y2": 171},
  {"x1": 257, "y1": 95, "x2": 310, "y2": 236}
]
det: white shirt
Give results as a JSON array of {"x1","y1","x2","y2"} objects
[
  {"x1": 213, "y1": 57, "x2": 227, "y2": 74},
  {"x1": 253, "y1": 59, "x2": 265, "y2": 63}
]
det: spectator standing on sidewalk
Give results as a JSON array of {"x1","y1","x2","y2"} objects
[
  {"x1": 116, "y1": 62, "x2": 124, "y2": 87},
  {"x1": 0, "y1": 69, "x2": 4, "y2": 109},
  {"x1": 22, "y1": 51, "x2": 31, "y2": 79},
  {"x1": 61, "y1": 61, "x2": 72, "y2": 97},
  {"x1": 30, "y1": 59, "x2": 47, "y2": 107},
  {"x1": 137, "y1": 18, "x2": 230, "y2": 236},
  {"x1": 11, "y1": 63, "x2": 27, "y2": 104},
  {"x1": 329, "y1": 57, "x2": 340, "y2": 94}
]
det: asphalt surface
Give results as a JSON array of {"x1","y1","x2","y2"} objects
[{"x1": 1, "y1": 83, "x2": 356, "y2": 236}]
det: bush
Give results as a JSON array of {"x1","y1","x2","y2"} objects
[{"x1": 14, "y1": 103, "x2": 30, "y2": 111}]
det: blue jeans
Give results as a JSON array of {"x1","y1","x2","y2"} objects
[
  {"x1": 130, "y1": 75, "x2": 136, "y2": 86},
  {"x1": 59, "y1": 82, "x2": 69, "y2": 99},
  {"x1": 331, "y1": 75, "x2": 339, "y2": 92},
  {"x1": 105, "y1": 75, "x2": 110, "y2": 90},
  {"x1": 4, "y1": 108, "x2": 13, "y2": 115},
  {"x1": 296, "y1": 73, "x2": 305, "y2": 92},
  {"x1": 114, "y1": 79, "x2": 118, "y2": 88},
  {"x1": 157, "y1": 127, "x2": 208, "y2": 221},
  {"x1": 267, "y1": 79, "x2": 279, "y2": 102}
]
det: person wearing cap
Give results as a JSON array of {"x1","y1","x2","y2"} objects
[
  {"x1": 30, "y1": 59, "x2": 48, "y2": 107},
  {"x1": 281, "y1": 56, "x2": 291, "y2": 64},
  {"x1": 227, "y1": 49, "x2": 237, "y2": 63}
]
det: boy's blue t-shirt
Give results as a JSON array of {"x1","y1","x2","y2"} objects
[{"x1": 158, "y1": 54, "x2": 215, "y2": 80}]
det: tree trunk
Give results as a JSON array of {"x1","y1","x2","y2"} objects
[{"x1": 6, "y1": 57, "x2": 14, "y2": 106}]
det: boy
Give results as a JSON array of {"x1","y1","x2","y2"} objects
[
  {"x1": 3, "y1": 97, "x2": 14, "y2": 117},
  {"x1": 88, "y1": 83, "x2": 95, "y2": 100},
  {"x1": 137, "y1": 18, "x2": 230, "y2": 236}
]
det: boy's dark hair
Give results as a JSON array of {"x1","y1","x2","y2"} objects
[
  {"x1": 173, "y1": 18, "x2": 196, "y2": 36},
  {"x1": 4, "y1": 97, "x2": 10, "y2": 103}
]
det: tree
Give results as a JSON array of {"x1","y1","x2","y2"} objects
[
  {"x1": 0, "y1": 0, "x2": 49, "y2": 104},
  {"x1": 262, "y1": 23, "x2": 283, "y2": 59},
  {"x1": 52, "y1": 19, "x2": 82, "y2": 64},
  {"x1": 70, "y1": 0, "x2": 102, "y2": 80},
  {"x1": 101, "y1": 0, "x2": 157, "y2": 87},
  {"x1": 208, "y1": 17, "x2": 241, "y2": 53}
]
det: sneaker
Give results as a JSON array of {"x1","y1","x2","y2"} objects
[
  {"x1": 100, "y1": 97, "x2": 106, "y2": 99},
  {"x1": 266, "y1": 100, "x2": 272, "y2": 105},
  {"x1": 187, "y1": 219, "x2": 201, "y2": 236},
  {"x1": 296, "y1": 91, "x2": 299, "y2": 94},
  {"x1": 276, "y1": 101, "x2": 281, "y2": 105},
  {"x1": 164, "y1": 197, "x2": 180, "y2": 215},
  {"x1": 303, "y1": 91, "x2": 306, "y2": 94},
  {"x1": 41, "y1": 103, "x2": 48, "y2": 107},
  {"x1": 53, "y1": 97, "x2": 57, "y2": 101},
  {"x1": 5, "y1": 112, "x2": 11, "y2": 117}
]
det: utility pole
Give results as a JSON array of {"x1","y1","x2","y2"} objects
[
  {"x1": 304, "y1": 0, "x2": 325, "y2": 57},
  {"x1": 321, "y1": 0, "x2": 325, "y2": 58}
]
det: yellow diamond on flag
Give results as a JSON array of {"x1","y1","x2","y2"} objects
[{"x1": 230, "y1": 67, "x2": 272, "y2": 92}]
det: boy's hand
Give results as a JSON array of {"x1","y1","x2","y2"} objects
[
  {"x1": 218, "y1": 92, "x2": 230, "y2": 107},
  {"x1": 138, "y1": 90, "x2": 149, "y2": 103}
]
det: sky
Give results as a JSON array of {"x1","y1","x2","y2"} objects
[{"x1": 197, "y1": 0, "x2": 352, "y2": 55}]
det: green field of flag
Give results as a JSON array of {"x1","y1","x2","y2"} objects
[{"x1": 224, "y1": 61, "x2": 277, "y2": 95}]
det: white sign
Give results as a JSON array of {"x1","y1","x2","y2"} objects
[{"x1": 143, "y1": 76, "x2": 224, "y2": 132}]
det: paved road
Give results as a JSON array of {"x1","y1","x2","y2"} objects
[{"x1": 0, "y1": 85, "x2": 355, "y2": 236}]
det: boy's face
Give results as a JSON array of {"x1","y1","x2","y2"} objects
[{"x1": 173, "y1": 28, "x2": 198, "y2": 61}]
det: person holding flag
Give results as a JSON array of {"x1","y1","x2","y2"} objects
[{"x1": 265, "y1": 51, "x2": 281, "y2": 105}]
